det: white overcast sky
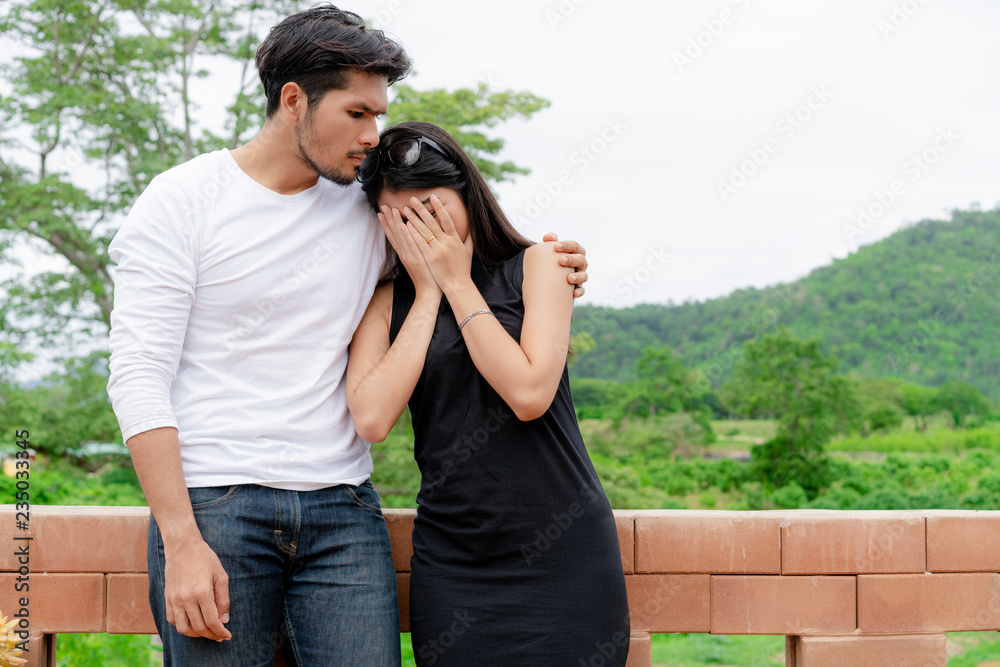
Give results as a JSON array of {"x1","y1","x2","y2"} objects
[
  {"x1": 328, "y1": 0, "x2": 1000, "y2": 308},
  {"x1": 4, "y1": 0, "x2": 999, "y2": 313}
]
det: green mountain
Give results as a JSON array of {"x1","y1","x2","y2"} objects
[{"x1": 571, "y1": 208, "x2": 1000, "y2": 397}]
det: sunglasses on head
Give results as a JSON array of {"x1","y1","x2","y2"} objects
[{"x1": 355, "y1": 136, "x2": 449, "y2": 183}]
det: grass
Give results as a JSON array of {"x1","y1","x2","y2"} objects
[
  {"x1": 52, "y1": 631, "x2": 1000, "y2": 665},
  {"x1": 651, "y1": 634, "x2": 784, "y2": 666},
  {"x1": 947, "y1": 632, "x2": 1000, "y2": 665}
]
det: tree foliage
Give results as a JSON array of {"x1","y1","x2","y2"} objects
[
  {"x1": 570, "y1": 208, "x2": 1000, "y2": 399},
  {"x1": 386, "y1": 82, "x2": 549, "y2": 182},
  {"x1": 936, "y1": 380, "x2": 991, "y2": 429},
  {"x1": 0, "y1": 0, "x2": 549, "y2": 352},
  {"x1": 0, "y1": 351, "x2": 119, "y2": 458},
  {"x1": 721, "y1": 328, "x2": 860, "y2": 493}
]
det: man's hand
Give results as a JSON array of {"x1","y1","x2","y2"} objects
[
  {"x1": 164, "y1": 537, "x2": 232, "y2": 641},
  {"x1": 127, "y1": 427, "x2": 232, "y2": 642},
  {"x1": 542, "y1": 232, "x2": 588, "y2": 298}
]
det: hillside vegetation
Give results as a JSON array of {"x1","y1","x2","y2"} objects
[{"x1": 572, "y1": 208, "x2": 1000, "y2": 396}]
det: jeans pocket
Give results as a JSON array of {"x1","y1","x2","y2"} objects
[
  {"x1": 344, "y1": 481, "x2": 383, "y2": 516},
  {"x1": 188, "y1": 484, "x2": 242, "y2": 511}
]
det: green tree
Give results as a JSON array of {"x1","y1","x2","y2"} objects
[
  {"x1": 609, "y1": 346, "x2": 715, "y2": 443},
  {"x1": 899, "y1": 382, "x2": 940, "y2": 431},
  {"x1": 570, "y1": 377, "x2": 624, "y2": 420},
  {"x1": 386, "y1": 82, "x2": 550, "y2": 182},
  {"x1": 618, "y1": 346, "x2": 691, "y2": 418},
  {"x1": 935, "y1": 380, "x2": 991, "y2": 429},
  {"x1": 0, "y1": 0, "x2": 549, "y2": 352},
  {"x1": 721, "y1": 328, "x2": 860, "y2": 495},
  {"x1": 0, "y1": 1, "x2": 553, "y2": 461},
  {"x1": 0, "y1": 351, "x2": 120, "y2": 459},
  {"x1": 854, "y1": 377, "x2": 905, "y2": 435}
]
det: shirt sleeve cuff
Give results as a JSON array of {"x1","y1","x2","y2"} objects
[{"x1": 121, "y1": 417, "x2": 179, "y2": 444}]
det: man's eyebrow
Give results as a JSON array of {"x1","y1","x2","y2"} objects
[{"x1": 353, "y1": 101, "x2": 387, "y2": 116}]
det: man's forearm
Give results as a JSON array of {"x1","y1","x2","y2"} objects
[{"x1": 127, "y1": 427, "x2": 202, "y2": 546}]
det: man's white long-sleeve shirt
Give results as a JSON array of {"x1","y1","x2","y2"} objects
[{"x1": 107, "y1": 149, "x2": 385, "y2": 490}]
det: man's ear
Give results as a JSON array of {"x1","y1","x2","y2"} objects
[{"x1": 279, "y1": 82, "x2": 308, "y2": 123}]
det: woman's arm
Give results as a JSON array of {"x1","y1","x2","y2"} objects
[
  {"x1": 345, "y1": 284, "x2": 440, "y2": 442},
  {"x1": 453, "y1": 242, "x2": 574, "y2": 420},
  {"x1": 400, "y1": 196, "x2": 574, "y2": 421},
  {"x1": 345, "y1": 207, "x2": 443, "y2": 443}
]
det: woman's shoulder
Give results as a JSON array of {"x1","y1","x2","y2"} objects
[
  {"x1": 522, "y1": 241, "x2": 570, "y2": 278},
  {"x1": 523, "y1": 241, "x2": 556, "y2": 262}
]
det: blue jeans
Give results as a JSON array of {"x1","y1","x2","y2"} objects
[{"x1": 147, "y1": 481, "x2": 400, "y2": 666}]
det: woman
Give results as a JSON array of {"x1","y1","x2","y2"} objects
[{"x1": 346, "y1": 121, "x2": 629, "y2": 666}]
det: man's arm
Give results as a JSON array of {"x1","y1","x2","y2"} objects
[
  {"x1": 129, "y1": 428, "x2": 232, "y2": 641},
  {"x1": 107, "y1": 175, "x2": 230, "y2": 641}
]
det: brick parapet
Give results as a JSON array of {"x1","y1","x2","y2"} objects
[{"x1": 4, "y1": 506, "x2": 1000, "y2": 666}]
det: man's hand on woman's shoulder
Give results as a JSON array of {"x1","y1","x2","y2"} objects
[{"x1": 541, "y1": 232, "x2": 588, "y2": 298}]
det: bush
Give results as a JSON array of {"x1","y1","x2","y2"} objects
[
  {"x1": 855, "y1": 488, "x2": 910, "y2": 510},
  {"x1": 808, "y1": 486, "x2": 862, "y2": 510},
  {"x1": 770, "y1": 482, "x2": 808, "y2": 509}
]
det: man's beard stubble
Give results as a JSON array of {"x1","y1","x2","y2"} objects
[{"x1": 295, "y1": 120, "x2": 358, "y2": 187}]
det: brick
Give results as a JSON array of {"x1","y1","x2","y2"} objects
[
  {"x1": 635, "y1": 511, "x2": 780, "y2": 573},
  {"x1": 397, "y1": 572, "x2": 410, "y2": 633},
  {"x1": 17, "y1": 634, "x2": 54, "y2": 667},
  {"x1": 0, "y1": 505, "x2": 148, "y2": 573},
  {"x1": 625, "y1": 633, "x2": 651, "y2": 667},
  {"x1": 0, "y1": 573, "x2": 105, "y2": 633},
  {"x1": 384, "y1": 509, "x2": 413, "y2": 573},
  {"x1": 858, "y1": 573, "x2": 1000, "y2": 633},
  {"x1": 625, "y1": 574, "x2": 710, "y2": 633},
  {"x1": 711, "y1": 576, "x2": 856, "y2": 635},
  {"x1": 782, "y1": 513, "x2": 925, "y2": 574},
  {"x1": 106, "y1": 574, "x2": 156, "y2": 634},
  {"x1": 615, "y1": 512, "x2": 635, "y2": 574},
  {"x1": 927, "y1": 513, "x2": 1000, "y2": 572},
  {"x1": 793, "y1": 634, "x2": 946, "y2": 666}
]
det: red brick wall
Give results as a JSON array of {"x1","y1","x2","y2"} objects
[{"x1": 4, "y1": 507, "x2": 1000, "y2": 667}]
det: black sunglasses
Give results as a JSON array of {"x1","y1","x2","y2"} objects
[{"x1": 355, "y1": 136, "x2": 450, "y2": 183}]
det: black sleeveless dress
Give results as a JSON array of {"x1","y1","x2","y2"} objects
[{"x1": 389, "y1": 250, "x2": 629, "y2": 666}]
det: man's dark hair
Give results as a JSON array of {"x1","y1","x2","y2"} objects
[{"x1": 257, "y1": 5, "x2": 411, "y2": 117}]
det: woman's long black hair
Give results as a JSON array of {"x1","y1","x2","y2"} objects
[{"x1": 360, "y1": 121, "x2": 533, "y2": 281}]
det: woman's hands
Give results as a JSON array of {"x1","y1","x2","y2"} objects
[
  {"x1": 387, "y1": 195, "x2": 475, "y2": 298},
  {"x1": 378, "y1": 204, "x2": 441, "y2": 298}
]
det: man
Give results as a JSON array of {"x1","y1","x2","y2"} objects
[{"x1": 107, "y1": 5, "x2": 589, "y2": 665}]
